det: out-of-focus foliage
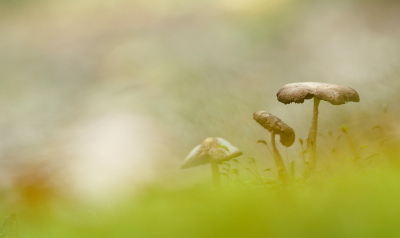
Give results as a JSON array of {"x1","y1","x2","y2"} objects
[{"x1": 5, "y1": 161, "x2": 400, "y2": 238}]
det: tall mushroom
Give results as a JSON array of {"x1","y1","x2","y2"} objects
[
  {"x1": 181, "y1": 137, "x2": 243, "y2": 189},
  {"x1": 253, "y1": 111, "x2": 295, "y2": 183},
  {"x1": 276, "y1": 82, "x2": 360, "y2": 169}
]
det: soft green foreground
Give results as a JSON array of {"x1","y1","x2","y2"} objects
[{"x1": 10, "y1": 162, "x2": 400, "y2": 238}]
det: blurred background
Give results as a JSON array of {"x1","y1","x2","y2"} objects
[{"x1": 1, "y1": 0, "x2": 400, "y2": 206}]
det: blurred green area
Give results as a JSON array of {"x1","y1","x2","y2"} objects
[
  {"x1": 5, "y1": 162, "x2": 400, "y2": 238},
  {"x1": 1, "y1": 0, "x2": 400, "y2": 237}
]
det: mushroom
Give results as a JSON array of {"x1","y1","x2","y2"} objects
[
  {"x1": 181, "y1": 137, "x2": 243, "y2": 189},
  {"x1": 253, "y1": 111, "x2": 295, "y2": 183},
  {"x1": 276, "y1": 82, "x2": 360, "y2": 169}
]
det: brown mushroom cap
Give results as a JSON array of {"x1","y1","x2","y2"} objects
[
  {"x1": 277, "y1": 82, "x2": 360, "y2": 105},
  {"x1": 181, "y1": 137, "x2": 243, "y2": 169},
  {"x1": 253, "y1": 111, "x2": 295, "y2": 147}
]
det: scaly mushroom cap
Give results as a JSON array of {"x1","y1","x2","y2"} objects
[
  {"x1": 277, "y1": 82, "x2": 360, "y2": 105},
  {"x1": 253, "y1": 111, "x2": 295, "y2": 147},
  {"x1": 181, "y1": 137, "x2": 243, "y2": 169}
]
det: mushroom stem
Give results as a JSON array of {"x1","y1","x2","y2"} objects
[
  {"x1": 271, "y1": 131, "x2": 289, "y2": 183},
  {"x1": 210, "y1": 160, "x2": 221, "y2": 189},
  {"x1": 306, "y1": 97, "x2": 320, "y2": 170}
]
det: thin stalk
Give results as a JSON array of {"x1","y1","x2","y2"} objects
[
  {"x1": 328, "y1": 131, "x2": 338, "y2": 152},
  {"x1": 249, "y1": 162, "x2": 260, "y2": 179},
  {"x1": 211, "y1": 160, "x2": 221, "y2": 190},
  {"x1": 306, "y1": 97, "x2": 320, "y2": 170},
  {"x1": 342, "y1": 130, "x2": 359, "y2": 159},
  {"x1": 230, "y1": 161, "x2": 249, "y2": 191},
  {"x1": 285, "y1": 147, "x2": 290, "y2": 168},
  {"x1": 233, "y1": 160, "x2": 248, "y2": 184},
  {"x1": 271, "y1": 131, "x2": 290, "y2": 184},
  {"x1": 257, "y1": 140, "x2": 275, "y2": 161},
  {"x1": 250, "y1": 161, "x2": 267, "y2": 189},
  {"x1": 252, "y1": 160, "x2": 262, "y2": 178},
  {"x1": 299, "y1": 141, "x2": 306, "y2": 167},
  {"x1": 299, "y1": 139, "x2": 307, "y2": 179},
  {"x1": 329, "y1": 131, "x2": 344, "y2": 161},
  {"x1": 236, "y1": 162, "x2": 263, "y2": 184},
  {"x1": 234, "y1": 161, "x2": 245, "y2": 179},
  {"x1": 264, "y1": 144, "x2": 274, "y2": 159},
  {"x1": 250, "y1": 160, "x2": 264, "y2": 185}
]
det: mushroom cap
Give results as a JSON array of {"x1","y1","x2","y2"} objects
[
  {"x1": 277, "y1": 82, "x2": 360, "y2": 105},
  {"x1": 253, "y1": 111, "x2": 295, "y2": 147},
  {"x1": 180, "y1": 137, "x2": 243, "y2": 169}
]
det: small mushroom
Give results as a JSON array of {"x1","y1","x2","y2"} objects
[
  {"x1": 181, "y1": 137, "x2": 243, "y2": 189},
  {"x1": 276, "y1": 82, "x2": 360, "y2": 169},
  {"x1": 253, "y1": 111, "x2": 295, "y2": 183}
]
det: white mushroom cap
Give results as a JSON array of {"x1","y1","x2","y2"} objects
[
  {"x1": 277, "y1": 82, "x2": 360, "y2": 105},
  {"x1": 180, "y1": 137, "x2": 242, "y2": 169}
]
